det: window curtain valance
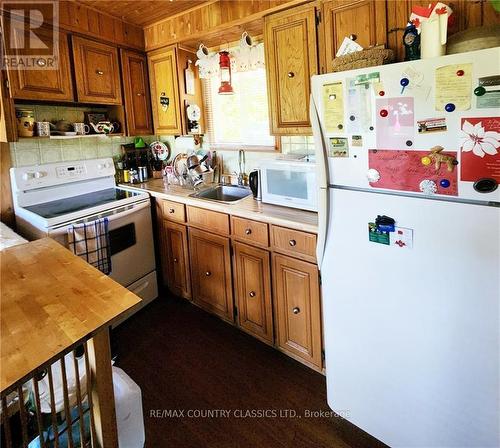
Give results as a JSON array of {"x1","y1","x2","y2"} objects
[{"x1": 196, "y1": 42, "x2": 265, "y2": 80}]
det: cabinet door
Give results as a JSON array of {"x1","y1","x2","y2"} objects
[
  {"x1": 273, "y1": 254, "x2": 322, "y2": 369},
  {"x1": 164, "y1": 220, "x2": 191, "y2": 300},
  {"x1": 7, "y1": 27, "x2": 73, "y2": 102},
  {"x1": 322, "y1": 0, "x2": 387, "y2": 73},
  {"x1": 264, "y1": 4, "x2": 318, "y2": 134},
  {"x1": 148, "y1": 47, "x2": 182, "y2": 135},
  {"x1": 72, "y1": 36, "x2": 122, "y2": 104},
  {"x1": 120, "y1": 50, "x2": 153, "y2": 135},
  {"x1": 189, "y1": 228, "x2": 233, "y2": 322},
  {"x1": 233, "y1": 242, "x2": 273, "y2": 344}
]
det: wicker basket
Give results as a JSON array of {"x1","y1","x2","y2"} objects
[{"x1": 331, "y1": 47, "x2": 395, "y2": 72}]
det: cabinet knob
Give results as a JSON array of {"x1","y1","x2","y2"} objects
[
  {"x1": 36, "y1": 59, "x2": 46, "y2": 67},
  {"x1": 349, "y1": 34, "x2": 357, "y2": 41},
  {"x1": 287, "y1": 72, "x2": 295, "y2": 78},
  {"x1": 289, "y1": 239, "x2": 297, "y2": 247},
  {"x1": 205, "y1": 271, "x2": 211, "y2": 277},
  {"x1": 96, "y1": 69, "x2": 104, "y2": 75},
  {"x1": 245, "y1": 228, "x2": 252, "y2": 235},
  {"x1": 292, "y1": 307, "x2": 300, "y2": 314},
  {"x1": 173, "y1": 258, "x2": 178, "y2": 263},
  {"x1": 168, "y1": 208, "x2": 175, "y2": 213},
  {"x1": 249, "y1": 291, "x2": 256, "y2": 298}
]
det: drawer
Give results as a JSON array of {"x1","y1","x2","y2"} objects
[
  {"x1": 187, "y1": 206, "x2": 230, "y2": 236},
  {"x1": 162, "y1": 200, "x2": 186, "y2": 223},
  {"x1": 231, "y1": 216, "x2": 269, "y2": 247},
  {"x1": 271, "y1": 226, "x2": 317, "y2": 262}
]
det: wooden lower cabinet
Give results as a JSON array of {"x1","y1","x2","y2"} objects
[
  {"x1": 273, "y1": 254, "x2": 322, "y2": 370},
  {"x1": 188, "y1": 228, "x2": 234, "y2": 323},
  {"x1": 233, "y1": 242, "x2": 273, "y2": 345},
  {"x1": 163, "y1": 220, "x2": 191, "y2": 300}
]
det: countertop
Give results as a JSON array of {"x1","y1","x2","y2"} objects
[
  {"x1": 0, "y1": 222, "x2": 28, "y2": 251},
  {"x1": 120, "y1": 179, "x2": 319, "y2": 234},
  {"x1": 0, "y1": 238, "x2": 141, "y2": 392}
]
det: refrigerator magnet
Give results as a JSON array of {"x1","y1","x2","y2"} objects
[
  {"x1": 390, "y1": 227, "x2": 414, "y2": 249},
  {"x1": 328, "y1": 137, "x2": 349, "y2": 157}
]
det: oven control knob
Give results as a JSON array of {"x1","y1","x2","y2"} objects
[
  {"x1": 34, "y1": 171, "x2": 46, "y2": 179},
  {"x1": 22, "y1": 172, "x2": 34, "y2": 180},
  {"x1": 97, "y1": 163, "x2": 104, "y2": 169},
  {"x1": 104, "y1": 161, "x2": 112, "y2": 168}
]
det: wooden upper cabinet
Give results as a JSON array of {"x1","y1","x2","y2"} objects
[
  {"x1": 273, "y1": 254, "x2": 322, "y2": 370},
  {"x1": 264, "y1": 3, "x2": 319, "y2": 135},
  {"x1": 72, "y1": 36, "x2": 122, "y2": 105},
  {"x1": 233, "y1": 242, "x2": 273, "y2": 345},
  {"x1": 321, "y1": 0, "x2": 387, "y2": 73},
  {"x1": 188, "y1": 228, "x2": 234, "y2": 323},
  {"x1": 7, "y1": 27, "x2": 73, "y2": 102},
  {"x1": 163, "y1": 220, "x2": 191, "y2": 300},
  {"x1": 120, "y1": 49, "x2": 153, "y2": 135},
  {"x1": 148, "y1": 46, "x2": 182, "y2": 135}
]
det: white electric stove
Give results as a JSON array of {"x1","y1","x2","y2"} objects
[{"x1": 10, "y1": 158, "x2": 158, "y2": 318}]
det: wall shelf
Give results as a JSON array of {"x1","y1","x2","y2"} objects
[{"x1": 18, "y1": 134, "x2": 125, "y2": 141}]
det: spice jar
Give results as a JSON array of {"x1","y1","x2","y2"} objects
[{"x1": 16, "y1": 108, "x2": 35, "y2": 137}]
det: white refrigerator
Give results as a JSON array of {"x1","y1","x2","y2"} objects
[{"x1": 311, "y1": 47, "x2": 500, "y2": 447}]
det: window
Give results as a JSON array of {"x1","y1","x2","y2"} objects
[{"x1": 203, "y1": 68, "x2": 276, "y2": 150}]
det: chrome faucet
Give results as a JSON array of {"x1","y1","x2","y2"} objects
[{"x1": 237, "y1": 149, "x2": 246, "y2": 186}]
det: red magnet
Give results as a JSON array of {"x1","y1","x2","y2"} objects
[
  {"x1": 456, "y1": 69, "x2": 464, "y2": 76},
  {"x1": 379, "y1": 90, "x2": 385, "y2": 96},
  {"x1": 379, "y1": 109, "x2": 388, "y2": 117}
]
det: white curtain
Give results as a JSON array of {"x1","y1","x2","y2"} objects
[{"x1": 196, "y1": 42, "x2": 265, "y2": 80}]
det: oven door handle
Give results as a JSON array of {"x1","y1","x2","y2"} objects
[{"x1": 48, "y1": 200, "x2": 150, "y2": 237}]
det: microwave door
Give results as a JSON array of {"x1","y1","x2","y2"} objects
[{"x1": 262, "y1": 164, "x2": 318, "y2": 211}]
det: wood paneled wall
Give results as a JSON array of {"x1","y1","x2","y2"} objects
[{"x1": 144, "y1": 0, "x2": 299, "y2": 50}]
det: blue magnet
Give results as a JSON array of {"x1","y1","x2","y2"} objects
[
  {"x1": 400, "y1": 77, "x2": 409, "y2": 93},
  {"x1": 440, "y1": 179, "x2": 450, "y2": 188},
  {"x1": 445, "y1": 103, "x2": 455, "y2": 112}
]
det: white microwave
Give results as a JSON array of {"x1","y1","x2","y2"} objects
[{"x1": 260, "y1": 159, "x2": 318, "y2": 212}]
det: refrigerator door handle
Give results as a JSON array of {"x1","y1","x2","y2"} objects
[
  {"x1": 316, "y1": 187, "x2": 329, "y2": 270},
  {"x1": 310, "y1": 93, "x2": 329, "y2": 270},
  {"x1": 309, "y1": 94, "x2": 329, "y2": 189}
]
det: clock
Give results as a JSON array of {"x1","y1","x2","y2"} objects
[
  {"x1": 186, "y1": 104, "x2": 201, "y2": 134},
  {"x1": 403, "y1": 22, "x2": 420, "y2": 61}
]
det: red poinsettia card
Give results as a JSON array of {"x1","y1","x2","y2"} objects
[{"x1": 460, "y1": 117, "x2": 500, "y2": 182}]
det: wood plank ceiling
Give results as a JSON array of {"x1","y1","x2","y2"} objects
[{"x1": 76, "y1": 0, "x2": 210, "y2": 27}]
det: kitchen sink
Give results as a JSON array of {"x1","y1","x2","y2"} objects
[{"x1": 190, "y1": 184, "x2": 252, "y2": 203}]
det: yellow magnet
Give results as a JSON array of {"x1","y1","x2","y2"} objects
[{"x1": 421, "y1": 156, "x2": 432, "y2": 166}]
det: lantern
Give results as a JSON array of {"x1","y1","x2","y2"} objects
[{"x1": 218, "y1": 51, "x2": 234, "y2": 95}]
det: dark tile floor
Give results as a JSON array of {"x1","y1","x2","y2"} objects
[{"x1": 112, "y1": 295, "x2": 387, "y2": 448}]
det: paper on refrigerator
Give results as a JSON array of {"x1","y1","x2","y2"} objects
[
  {"x1": 435, "y1": 63, "x2": 472, "y2": 111},
  {"x1": 346, "y1": 78, "x2": 373, "y2": 133},
  {"x1": 323, "y1": 82, "x2": 344, "y2": 133}
]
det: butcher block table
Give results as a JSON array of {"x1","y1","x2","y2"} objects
[{"x1": 1, "y1": 237, "x2": 141, "y2": 447}]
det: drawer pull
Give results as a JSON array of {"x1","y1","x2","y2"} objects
[
  {"x1": 289, "y1": 239, "x2": 297, "y2": 247},
  {"x1": 173, "y1": 258, "x2": 178, "y2": 263},
  {"x1": 96, "y1": 69, "x2": 104, "y2": 75},
  {"x1": 249, "y1": 291, "x2": 256, "y2": 298},
  {"x1": 349, "y1": 34, "x2": 357, "y2": 41},
  {"x1": 292, "y1": 307, "x2": 300, "y2": 314},
  {"x1": 205, "y1": 271, "x2": 211, "y2": 277},
  {"x1": 287, "y1": 71, "x2": 295, "y2": 78},
  {"x1": 245, "y1": 228, "x2": 252, "y2": 235},
  {"x1": 168, "y1": 208, "x2": 175, "y2": 213}
]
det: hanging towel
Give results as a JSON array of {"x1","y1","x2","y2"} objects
[{"x1": 67, "y1": 218, "x2": 112, "y2": 275}]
